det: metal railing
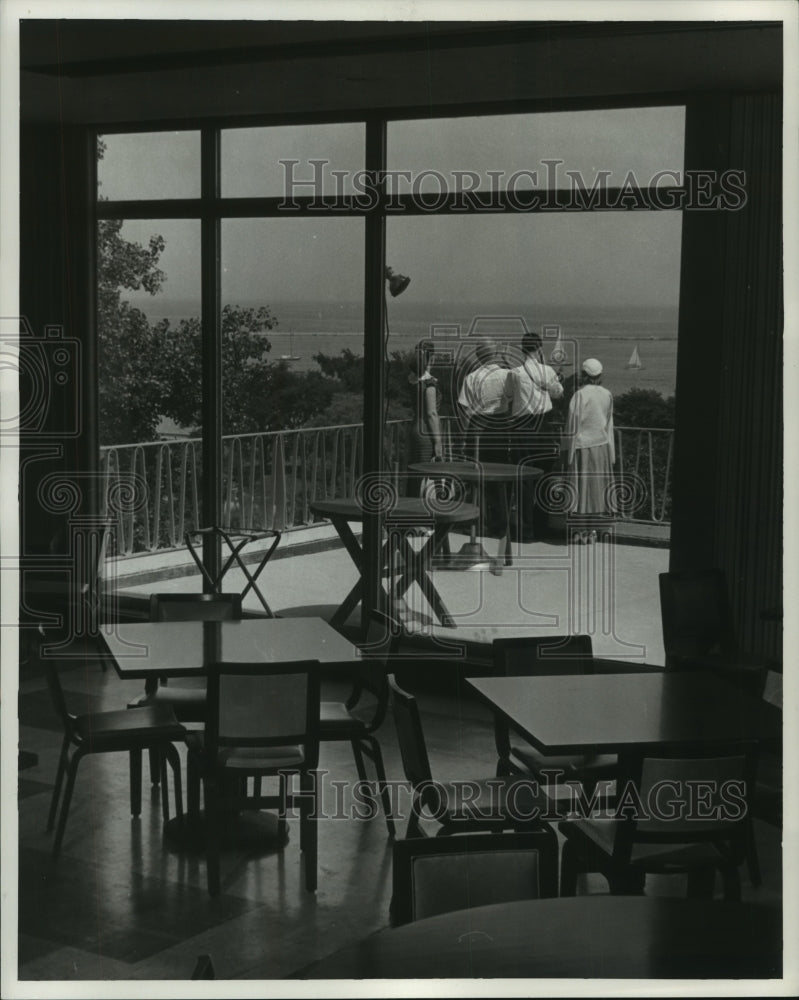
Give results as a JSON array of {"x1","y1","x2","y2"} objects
[{"x1": 99, "y1": 420, "x2": 671, "y2": 556}]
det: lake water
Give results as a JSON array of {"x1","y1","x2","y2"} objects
[{"x1": 137, "y1": 298, "x2": 678, "y2": 399}]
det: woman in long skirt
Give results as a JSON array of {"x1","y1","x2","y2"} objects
[
  {"x1": 565, "y1": 357, "x2": 615, "y2": 543},
  {"x1": 405, "y1": 339, "x2": 443, "y2": 497}
]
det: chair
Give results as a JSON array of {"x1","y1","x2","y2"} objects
[
  {"x1": 320, "y1": 610, "x2": 400, "y2": 838},
  {"x1": 389, "y1": 675, "x2": 550, "y2": 839},
  {"x1": 127, "y1": 593, "x2": 243, "y2": 801},
  {"x1": 43, "y1": 660, "x2": 185, "y2": 856},
  {"x1": 659, "y1": 569, "x2": 767, "y2": 695},
  {"x1": 184, "y1": 526, "x2": 281, "y2": 616},
  {"x1": 559, "y1": 741, "x2": 759, "y2": 900},
  {"x1": 188, "y1": 660, "x2": 321, "y2": 896},
  {"x1": 390, "y1": 828, "x2": 559, "y2": 926},
  {"x1": 492, "y1": 635, "x2": 617, "y2": 794}
]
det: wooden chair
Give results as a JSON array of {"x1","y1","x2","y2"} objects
[
  {"x1": 128, "y1": 592, "x2": 243, "y2": 801},
  {"x1": 188, "y1": 660, "x2": 321, "y2": 896},
  {"x1": 492, "y1": 634, "x2": 618, "y2": 801},
  {"x1": 390, "y1": 829, "x2": 559, "y2": 926},
  {"x1": 320, "y1": 610, "x2": 400, "y2": 837},
  {"x1": 44, "y1": 660, "x2": 185, "y2": 856},
  {"x1": 659, "y1": 569, "x2": 767, "y2": 695},
  {"x1": 389, "y1": 675, "x2": 550, "y2": 839},
  {"x1": 559, "y1": 741, "x2": 759, "y2": 900}
]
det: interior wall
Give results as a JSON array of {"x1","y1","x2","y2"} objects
[{"x1": 19, "y1": 125, "x2": 95, "y2": 587}]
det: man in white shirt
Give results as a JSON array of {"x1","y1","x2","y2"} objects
[
  {"x1": 456, "y1": 339, "x2": 511, "y2": 536},
  {"x1": 504, "y1": 331, "x2": 564, "y2": 541}
]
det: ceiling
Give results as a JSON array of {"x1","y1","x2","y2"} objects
[{"x1": 20, "y1": 19, "x2": 783, "y2": 126}]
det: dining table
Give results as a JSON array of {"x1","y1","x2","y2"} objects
[
  {"x1": 293, "y1": 896, "x2": 781, "y2": 980},
  {"x1": 466, "y1": 669, "x2": 782, "y2": 759},
  {"x1": 309, "y1": 496, "x2": 480, "y2": 628},
  {"x1": 100, "y1": 615, "x2": 360, "y2": 691},
  {"x1": 409, "y1": 460, "x2": 543, "y2": 569},
  {"x1": 100, "y1": 616, "x2": 361, "y2": 850}
]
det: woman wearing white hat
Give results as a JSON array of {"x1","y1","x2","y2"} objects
[{"x1": 565, "y1": 358, "x2": 615, "y2": 543}]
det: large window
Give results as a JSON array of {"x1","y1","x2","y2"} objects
[{"x1": 95, "y1": 105, "x2": 685, "y2": 557}]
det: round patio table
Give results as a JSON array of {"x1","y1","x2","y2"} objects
[
  {"x1": 294, "y1": 896, "x2": 781, "y2": 980},
  {"x1": 410, "y1": 460, "x2": 543, "y2": 568},
  {"x1": 310, "y1": 496, "x2": 479, "y2": 628}
]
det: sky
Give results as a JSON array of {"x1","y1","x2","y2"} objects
[{"x1": 104, "y1": 105, "x2": 685, "y2": 311}]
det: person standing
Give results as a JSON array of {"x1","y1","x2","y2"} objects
[
  {"x1": 565, "y1": 357, "x2": 615, "y2": 543},
  {"x1": 405, "y1": 340, "x2": 443, "y2": 498},
  {"x1": 504, "y1": 331, "x2": 564, "y2": 541},
  {"x1": 456, "y1": 339, "x2": 510, "y2": 537}
]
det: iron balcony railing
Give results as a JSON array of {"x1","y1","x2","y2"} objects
[{"x1": 99, "y1": 419, "x2": 672, "y2": 557}]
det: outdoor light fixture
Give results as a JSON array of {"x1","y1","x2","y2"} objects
[{"x1": 385, "y1": 266, "x2": 411, "y2": 298}]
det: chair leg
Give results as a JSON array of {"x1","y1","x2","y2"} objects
[
  {"x1": 148, "y1": 747, "x2": 161, "y2": 786},
  {"x1": 53, "y1": 750, "x2": 83, "y2": 856},
  {"x1": 159, "y1": 743, "x2": 184, "y2": 828},
  {"x1": 187, "y1": 754, "x2": 202, "y2": 821},
  {"x1": 719, "y1": 863, "x2": 742, "y2": 902},
  {"x1": 350, "y1": 740, "x2": 368, "y2": 782},
  {"x1": 746, "y1": 823, "x2": 762, "y2": 887},
  {"x1": 496, "y1": 758, "x2": 513, "y2": 777},
  {"x1": 559, "y1": 838, "x2": 580, "y2": 896},
  {"x1": 205, "y1": 777, "x2": 221, "y2": 897},
  {"x1": 130, "y1": 748, "x2": 143, "y2": 817},
  {"x1": 159, "y1": 750, "x2": 171, "y2": 824},
  {"x1": 300, "y1": 770, "x2": 318, "y2": 892},
  {"x1": 608, "y1": 868, "x2": 646, "y2": 895},
  {"x1": 47, "y1": 735, "x2": 70, "y2": 832},
  {"x1": 686, "y1": 866, "x2": 716, "y2": 899},
  {"x1": 406, "y1": 794, "x2": 424, "y2": 839},
  {"x1": 366, "y1": 738, "x2": 396, "y2": 839}
]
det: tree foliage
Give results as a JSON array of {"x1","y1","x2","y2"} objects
[{"x1": 613, "y1": 387, "x2": 675, "y2": 428}]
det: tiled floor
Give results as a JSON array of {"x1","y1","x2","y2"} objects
[{"x1": 15, "y1": 641, "x2": 782, "y2": 984}]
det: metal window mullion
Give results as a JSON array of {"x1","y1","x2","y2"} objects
[{"x1": 201, "y1": 127, "x2": 222, "y2": 590}]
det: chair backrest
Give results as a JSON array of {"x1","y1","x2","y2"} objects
[
  {"x1": 150, "y1": 592, "x2": 243, "y2": 622},
  {"x1": 492, "y1": 635, "x2": 594, "y2": 761},
  {"x1": 205, "y1": 660, "x2": 320, "y2": 766},
  {"x1": 388, "y1": 674, "x2": 433, "y2": 789},
  {"x1": 610, "y1": 741, "x2": 758, "y2": 864},
  {"x1": 391, "y1": 829, "x2": 559, "y2": 925},
  {"x1": 492, "y1": 634, "x2": 594, "y2": 677},
  {"x1": 659, "y1": 569, "x2": 736, "y2": 664}
]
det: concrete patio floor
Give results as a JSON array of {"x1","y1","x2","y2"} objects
[{"x1": 115, "y1": 525, "x2": 669, "y2": 665}]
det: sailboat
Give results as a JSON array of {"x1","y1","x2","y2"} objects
[
  {"x1": 625, "y1": 343, "x2": 644, "y2": 370},
  {"x1": 279, "y1": 331, "x2": 302, "y2": 362}
]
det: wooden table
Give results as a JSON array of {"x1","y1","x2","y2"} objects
[
  {"x1": 410, "y1": 460, "x2": 543, "y2": 568},
  {"x1": 310, "y1": 496, "x2": 479, "y2": 628},
  {"x1": 466, "y1": 671, "x2": 782, "y2": 756},
  {"x1": 100, "y1": 617, "x2": 360, "y2": 850},
  {"x1": 101, "y1": 617, "x2": 360, "y2": 692},
  {"x1": 294, "y1": 896, "x2": 781, "y2": 979}
]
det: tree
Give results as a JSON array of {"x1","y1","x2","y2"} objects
[
  {"x1": 613, "y1": 387, "x2": 675, "y2": 429},
  {"x1": 97, "y1": 217, "x2": 172, "y2": 444}
]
